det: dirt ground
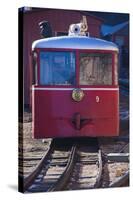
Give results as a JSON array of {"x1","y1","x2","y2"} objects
[{"x1": 19, "y1": 122, "x2": 51, "y2": 177}]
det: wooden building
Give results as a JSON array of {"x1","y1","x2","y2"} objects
[
  {"x1": 21, "y1": 7, "x2": 104, "y2": 107},
  {"x1": 101, "y1": 21, "x2": 129, "y2": 76}
]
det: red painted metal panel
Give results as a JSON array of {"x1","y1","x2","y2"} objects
[{"x1": 32, "y1": 87, "x2": 119, "y2": 138}]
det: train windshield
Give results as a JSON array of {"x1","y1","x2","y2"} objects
[
  {"x1": 40, "y1": 51, "x2": 75, "y2": 85},
  {"x1": 80, "y1": 53, "x2": 112, "y2": 85}
]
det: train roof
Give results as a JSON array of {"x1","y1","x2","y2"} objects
[{"x1": 32, "y1": 36, "x2": 118, "y2": 51}]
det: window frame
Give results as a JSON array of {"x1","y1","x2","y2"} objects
[
  {"x1": 32, "y1": 51, "x2": 38, "y2": 85},
  {"x1": 33, "y1": 48, "x2": 118, "y2": 88},
  {"x1": 114, "y1": 52, "x2": 119, "y2": 86}
]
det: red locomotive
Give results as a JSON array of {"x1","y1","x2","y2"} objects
[{"x1": 31, "y1": 18, "x2": 119, "y2": 138}]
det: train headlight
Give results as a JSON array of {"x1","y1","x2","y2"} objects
[
  {"x1": 72, "y1": 88, "x2": 84, "y2": 102},
  {"x1": 69, "y1": 24, "x2": 81, "y2": 36}
]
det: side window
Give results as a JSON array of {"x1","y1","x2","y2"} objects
[
  {"x1": 79, "y1": 53, "x2": 112, "y2": 85},
  {"x1": 114, "y1": 53, "x2": 118, "y2": 85},
  {"x1": 32, "y1": 52, "x2": 38, "y2": 85}
]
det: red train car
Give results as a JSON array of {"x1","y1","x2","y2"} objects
[{"x1": 31, "y1": 22, "x2": 119, "y2": 138}]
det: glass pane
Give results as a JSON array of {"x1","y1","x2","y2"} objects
[
  {"x1": 32, "y1": 52, "x2": 38, "y2": 85},
  {"x1": 40, "y1": 51, "x2": 75, "y2": 85},
  {"x1": 114, "y1": 53, "x2": 118, "y2": 85},
  {"x1": 80, "y1": 53, "x2": 112, "y2": 85}
]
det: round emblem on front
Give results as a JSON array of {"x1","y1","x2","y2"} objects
[{"x1": 72, "y1": 88, "x2": 84, "y2": 102}]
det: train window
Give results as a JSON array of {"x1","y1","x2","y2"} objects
[
  {"x1": 32, "y1": 52, "x2": 38, "y2": 85},
  {"x1": 79, "y1": 53, "x2": 112, "y2": 85},
  {"x1": 114, "y1": 53, "x2": 118, "y2": 85},
  {"x1": 40, "y1": 51, "x2": 75, "y2": 85}
]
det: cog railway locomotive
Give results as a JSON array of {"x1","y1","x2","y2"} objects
[{"x1": 31, "y1": 17, "x2": 119, "y2": 138}]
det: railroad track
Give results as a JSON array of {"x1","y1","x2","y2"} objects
[
  {"x1": 23, "y1": 138, "x2": 129, "y2": 193},
  {"x1": 24, "y1": 139, "x2": 77, "y2": 192},
  {"x1": 65, "y1": 139, "x2": 102, "y2": 190},
  {"x1": 23, "y1": 138, "x2": 103, "y2": 192},
  {"x1": 99, "y1": 138, "x2": 129, "y2": 188}
]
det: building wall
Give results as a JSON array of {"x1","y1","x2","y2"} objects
[
  {"x1": 23, "y1": 8, "x2": 103, "y2": 106},
  {"x1": 112, "y1": 24, "x2": 129, "y2": 48},
  {"x1": 112, "y1": 25, "x2": 129, "y2": 77}
]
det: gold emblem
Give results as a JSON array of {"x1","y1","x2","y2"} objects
[{"x1": 72, "y1": 88, "x2": 84, "y2": 102}]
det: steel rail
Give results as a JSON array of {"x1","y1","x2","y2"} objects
[
  {"x1": 57, "y1": 141, "x2": 103, "y2": 190},
  {"x1": 23, "y1": 140, "x2": 54, "y2": 192},
  {"x1": 108, "y1": 142, "x2": 129, "y2": 187},
  {"x1": 47, "y1": 144, "x2": 77, "y2": 191},
  {"x1": 106, "y1": 153, "x2": 129, "y2": 162},
  {"x1": 109, "y1": 171, "x2": 129, "y2": 187},
  {"x1": 119, "y1": 143, "x2": 129, "y2": 153},
  {"x1": 94, "y1": 149, "x2": 103, "y2": 188}
]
